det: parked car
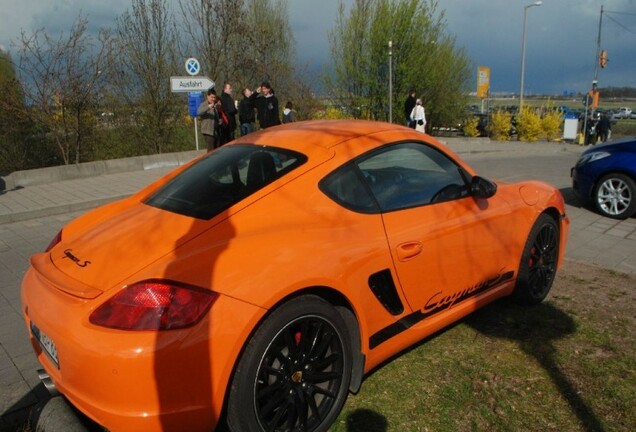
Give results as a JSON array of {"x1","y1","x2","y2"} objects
[
  {"x1": 613, "y1": 107, "x2": 633, "y2": 119},
  {"x1": 22, "y1": 120, "x2": 569, "y2": 432},
  {"x1": 571, "y1": 137, "x2": 636, "y2": 219}
]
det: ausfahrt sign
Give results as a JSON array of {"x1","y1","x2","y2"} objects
[{"x1": 170, "y1": 76, "x2": 215, "y2": 93}]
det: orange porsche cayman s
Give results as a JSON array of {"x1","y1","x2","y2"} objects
[{"x1": 22, "y1": 120, "x2": 569, "y2": 432}]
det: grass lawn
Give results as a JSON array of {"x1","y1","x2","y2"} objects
[{"x1": 332, "y1": 261, "x2": 635, "y2": 432}]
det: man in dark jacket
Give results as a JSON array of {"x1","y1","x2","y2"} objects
[
  {"x1": 238, "y1": 87, "x2": 256, "y2": 136},
  {"x1": 596, "y1": 113, "x2": 611, "y2": 143},
  {"x1": 220, "y1": 82, "x2": 238, "y2": 143},
  {"x1": 255, "y1": 82, "x2": 280, "y2": 129}
]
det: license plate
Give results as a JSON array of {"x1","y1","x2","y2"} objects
[{"x1": 30, "y1": 322, "x2": 59, "y2": 368}]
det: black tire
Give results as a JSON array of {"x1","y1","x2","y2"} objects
[
  {"x1": 514, "y1": 214, "x2": 560, "y2": 305},
  {"x1": 226, "y1": 295, "x2": 352, "y2": 432},
  {"x1": 592, "y1": 173, "x2": 636, "y2": 219}
]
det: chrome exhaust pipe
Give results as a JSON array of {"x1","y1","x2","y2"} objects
[{"x1": 37, "y1": 368, "x2": 60, "y2": 396}]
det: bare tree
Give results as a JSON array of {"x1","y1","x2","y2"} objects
[
  {"x1": 179, "y1": 0, "x2": 251, "y2": 85},
  {"x1": 111, "y1": 0, "x2": 181, "y2": 154},
  {"x1": 179, "y1": 0, "x2": 296, "y2": 90},
  {"x1": 243, "y1": 0, "x2": 295, "y2": 89},
  {"x1": 16, "y1": 15, "x2": 110, "y2": 165}
]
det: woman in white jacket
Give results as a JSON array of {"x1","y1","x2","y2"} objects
[{"x1": 410, "y1": 98, "x2": 426, "y2": 133}]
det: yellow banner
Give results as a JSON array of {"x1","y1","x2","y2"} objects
[{"x1": 477, "y1": 66, "x2": 490, "y2": 99}]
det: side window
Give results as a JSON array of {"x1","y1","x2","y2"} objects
[
  {"x1": 319, "y1": 164, "x2": 379, "y2": 213},
  {"x1": 357, "y1": 142, "x2": 468, "y2": 212}
]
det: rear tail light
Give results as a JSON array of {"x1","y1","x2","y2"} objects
[
  {"x1": 46, "y1": 230, "x2": 62, "y2": 252},
  {"x1": 89, "y1": 280, "x2": 217, "y2": 330}
]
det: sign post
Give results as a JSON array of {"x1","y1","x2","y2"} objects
[
  {"x1": 169, "y1": 57, "x2": 215, "y2": 151},
  {"x1": 188, "y1": 92, "x2": 204, "y2": 150}
]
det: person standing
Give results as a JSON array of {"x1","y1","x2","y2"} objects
[
  {"x1": 214, "y1": 98, "x2": 230, "y2": 148},
  {"x1": 597, "y1": 113, "x2": 611, "y2": 143},
  {"x1": 220, "y1": 82, "x2": 238, "y2": 143},
  {"x1": 238, "y1": 87, "x2": 256, "y2": 136},
  {"x1": 404, "y1": 89, "x2": 417, "y2": 128},
  {"x1": 255, "y1": 82, "x2": 280, "y2": 129},
  {"x1": 197, "y1": 89, "x2": 218, "y2": 151},
  {"x1": 282, "y1": 101, "x2": 296, "y2": 123},
  {"x1": 410, "y1": 98, "x2": 426, "y2": 133}
]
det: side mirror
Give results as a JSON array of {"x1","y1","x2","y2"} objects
[{"x1": 470, "y1": 176, "x2": 497, "y2": 199}]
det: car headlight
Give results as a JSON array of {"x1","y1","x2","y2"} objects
[{"x1": 577, "y1": 151, "x2": 610, "y2": 166}]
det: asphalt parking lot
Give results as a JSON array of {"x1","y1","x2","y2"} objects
[{"x1": 0, "y1": 137, "x2": 634, "y2": 431}]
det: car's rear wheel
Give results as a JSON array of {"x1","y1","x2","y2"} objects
[
  {"x1": 514, "y1": 214, "x2": 559, "y2": 305},
  {"x1": 593, "y1": 173, "x2": 636, "y2": 219},
  {"x1": 226, "y1": 295, "x2": 352, "y2": 432}
]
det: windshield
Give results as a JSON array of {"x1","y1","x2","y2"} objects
[{"x1": 145, "y1": 144, "x2": 307, "y2": 219}]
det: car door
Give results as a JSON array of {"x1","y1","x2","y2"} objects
[{"x1": 357, "y1": 142, "x2": 516, "y2": 315}]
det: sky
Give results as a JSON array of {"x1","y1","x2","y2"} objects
[{"x1": 1, "y1": 0, "x2": 635, "y2": 95}]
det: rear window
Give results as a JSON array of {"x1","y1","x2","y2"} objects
[{"x1": 145, "y1": 145, "x2": 307, "y2": 219}]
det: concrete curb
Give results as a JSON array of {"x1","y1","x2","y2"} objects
[
  {"x1": 1, "y1": 138, "x2": 587, "y2": 191},
  {"x1": 1, "y1": 150, "x2": 205, "y2": 190}
]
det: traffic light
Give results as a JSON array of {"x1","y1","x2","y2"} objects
[{"x1": 599, "y1": 50, "x2": 608, "y2": 68}]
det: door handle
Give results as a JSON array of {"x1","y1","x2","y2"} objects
[{"x1": 396, "y1": 241, "x2": 423, "y2": 261}]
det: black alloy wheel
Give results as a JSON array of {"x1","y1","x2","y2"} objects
[
  {"x1": 226, "y1": 296, "x2": 352, "y2": 432},
  {"x1": 514, "y1": 214, "x2": 560, "y2": 305},
  {"x1": 255, "y1": 316, "x2": 345, "y2": 431}
]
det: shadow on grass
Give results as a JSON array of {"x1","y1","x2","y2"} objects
[
  {"x1": 345, "y1": 408, "x2": 388, "y2": 432},
  {"x1": 466, "y1": 299, "x2": 604, "y2": 432}
]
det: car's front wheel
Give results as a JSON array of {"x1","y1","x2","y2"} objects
[
  {"x1": 514, "y1": 214, "x2": 560, "y2": 305},
  {"x1": 226, "y1": 295, "x2": 352, "y2": 432},
  {"x1": 593, "y1": 173, "x2": 636, "y2": 219}
]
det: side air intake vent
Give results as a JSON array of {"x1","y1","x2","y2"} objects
[{"x1": 368, "y1": 269, "x2": 404, "y2": 316}]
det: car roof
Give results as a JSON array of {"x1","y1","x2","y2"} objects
[{"x1": 232, "y1": 120, "x2": 409, "y2": 153}]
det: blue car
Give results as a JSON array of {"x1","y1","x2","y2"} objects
[{"x1": 571, "y1": 137, "x2": 636, "y2": 219}]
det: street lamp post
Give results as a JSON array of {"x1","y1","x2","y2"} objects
[
  {"x1": 519, "y1": 1, "x2": 542, "y2": 111},
  {"x1": 388, "y1": 40, "x2": 393, "y2": 123}
]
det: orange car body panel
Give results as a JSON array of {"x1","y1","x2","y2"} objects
[{"x1": 21, "y1": 120, "x2": 569, "y2": 431}]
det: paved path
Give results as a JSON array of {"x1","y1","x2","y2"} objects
[{"x1": 0, "y1": 138, "x2": 634, "y2": 431}]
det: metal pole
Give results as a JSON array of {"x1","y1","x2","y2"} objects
[
  {"x1": 388, "y1": 40, "x2": 393, "y2": 123},
  {"x1": 194, "y1": 117, "x2": 199, "y2": 151},
  {"x1": 583, "y1": 6, "x2": 603, "y2": 145},
  {"x1": 593, "y1": 5, "x2": 603, "y2": 83},
  {"x1": 519, "y1": 1, "x2": 542, "y2": 111}
]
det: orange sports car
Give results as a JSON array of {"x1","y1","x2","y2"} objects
[{"x1": 22, "y1": 120, "x2": 569, "y2": 432}]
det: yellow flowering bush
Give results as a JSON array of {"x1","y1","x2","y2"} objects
[
  {"x1": 312, "y1": 107, "x2": 353, "y2": 120},
  {"x1": 488, "y1": 110, "x2": 512, "y2": 141},
  {"x1": 516, "y1": 106, "x2": 542, "y2": 142},
  {"x1": 462, "y1": 116, "x2": 480, "y2": 137},
  {"x1": 542, "y1": 109, "x2": 563, "y2": 142}
]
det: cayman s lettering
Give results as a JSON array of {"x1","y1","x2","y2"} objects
[
  {"x1": 423, "y1": 271, "x2": 515, "y2": 317},
  {"x1": 63, "y1": 249, "x2": 91, "y2": 268}
]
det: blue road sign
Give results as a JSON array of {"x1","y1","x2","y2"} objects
[
  {"x1": 188, "y1": 92, "x2": 203, "y2": 117},
  {"x1": 185, "y1": 58, "x2": 200, "y2": 76}
]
